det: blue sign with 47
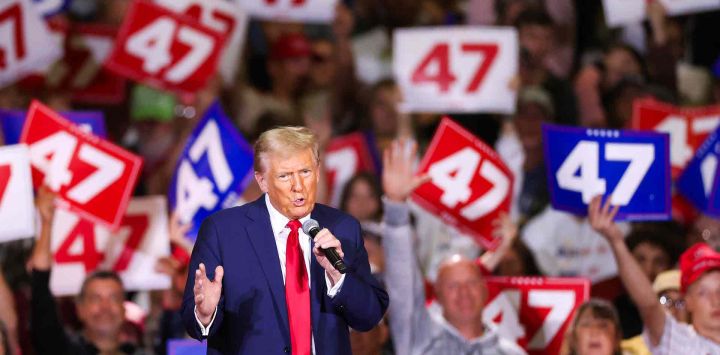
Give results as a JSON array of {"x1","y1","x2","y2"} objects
[
  {"x1": 543, "y1": 124, "x2": 670, "y2": 220},
  {"x1": 168, "y1": 101, "x2": 254, "y2": 241}
]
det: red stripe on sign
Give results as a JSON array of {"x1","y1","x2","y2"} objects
[{"x1": 0, "y1": 164, "x2": 12, "y2": 202}]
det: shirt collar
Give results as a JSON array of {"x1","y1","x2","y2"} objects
[
  {"x1": 264, "y1": 193, "x2": 311, "y2": 234},
  {"x1": 429, "y1": 307, "x2": 498, "y2": 346}
]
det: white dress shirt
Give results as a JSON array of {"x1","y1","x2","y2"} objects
[{"x1": 195, "y1": 194, "x2": 346, "y2": 351}]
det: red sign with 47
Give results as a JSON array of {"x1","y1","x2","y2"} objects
[
  {"x1": 105, "y1": 0, "x2": 227, "y2": 94},
  {"x1": 21, "y1": 101, "x2": 143, "y2": 230},
  {"x1": 412, "y1": 117, "x2": 514, "y2": 249},
  {"x1": 483, "y1": 277, "x2": 590, "y2": 355},
  {"x1": 632, "y1": 98, "x2": 720, "y2": 178}
]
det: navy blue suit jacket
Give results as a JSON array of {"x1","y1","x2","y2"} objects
[{"x1": 181, "y1": 196, "x2": 389, "y2": 354}]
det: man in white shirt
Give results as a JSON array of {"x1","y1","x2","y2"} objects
[
  {"x1": 181, "y1": 126, "x2": 388, "y2": 354},
  {"x1": 588, "y1": 196, "x2": 720, "y2": 355}
]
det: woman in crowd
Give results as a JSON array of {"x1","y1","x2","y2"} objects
[{"x1": 561, "y1": 299, "x2": 623, "y2": 355}]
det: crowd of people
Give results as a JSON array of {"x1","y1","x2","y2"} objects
[{"x1": 2, "y1": 0, "x2": 720, "y2": 354}]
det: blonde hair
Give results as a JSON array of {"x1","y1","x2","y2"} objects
[{"x1": 253, "y1": 126, "x2": 319, "y2": 172}]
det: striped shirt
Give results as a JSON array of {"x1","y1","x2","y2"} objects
[{"x1": 644, "y1": 314, "x2": 720, "y2": 355}]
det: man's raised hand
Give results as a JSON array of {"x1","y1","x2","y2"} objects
[
  {"x1": 194, "y1": 263, "x2": 224, "y2": 326},
  {"x1": 588, "y1": 195, "x2": 624, "y2": 244},
  {"x1": 382, "y1": 139, "x2": 430, "y2": 203}
]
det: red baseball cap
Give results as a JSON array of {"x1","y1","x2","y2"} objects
[
  {"x1": 269, "y1": 33, "x2": 312, "y2": 61},
  {"x1": 680, "y1": 243, "x2": 720, "y2": 293}
]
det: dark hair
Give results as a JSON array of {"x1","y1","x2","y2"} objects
[
  {"x1": 602, "y1": 43, "x2": 649, "y2": 80},
  {"x1": 339, "y1": 172, "x2": 383, "y2": 222},
  {"x1": 513, "y1": 8, "x2": 554, "y2": 29},
  {"x1": 512, "y1": 239, "x2": 542, "y2": 276},
  {"x1": 495, "y1": 0, "x2": 541, "y2": 25},
  {"x1": 369, "y1": 78, "x2": 397, "y2": 104},
  {"x1": 562, "y1": 299, "x2": 622, "y2": 355},
  {"x1": 78, "y1": 270, "x2": 124, "y2": 301},
  {"x1": 625, "y1": 222, "x2": 686, "y2": 267}
]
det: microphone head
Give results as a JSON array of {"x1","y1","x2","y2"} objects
[{"x1": 302, "y1": 219, "x2": 320, "y2": 235}]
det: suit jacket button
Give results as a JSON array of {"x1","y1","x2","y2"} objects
[
  {"x1": 338, "y1": 305, "x2": 345, "y2": 311},
  {"x1": 284, "y1": 346, "x2": 290, "y2": 353}
]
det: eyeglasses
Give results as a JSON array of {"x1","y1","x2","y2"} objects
[{"x1": 659, "y1": 295, "x2": 685, "y2": 310}]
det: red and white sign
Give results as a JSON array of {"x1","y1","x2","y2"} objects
[
  {"x1": 238, "y1": 0, "x2": 338, "y2": 24},
  {"x1": 483, "y1": 277, "x2": 590, "y2": 355},
  {"x1": 632, "y1": 98, "x2": 720, "y2": 178},
  {"x1": 603, "y1": 0, "x2": 720, "y2": 27},
  {"x1": 0, "y1": 0, "x2": 63, "y2": 88},
  {"x1": 394, "y1": 26, "x2": 518, "y2": 114},
  {"x1": 155, "y1": 0, "x2": 248, "y2": 86},
  {"x1": 323, "y1": 132, "x2": 376, "y2": 207},
  {"x1": 412, "y1": 117, "x2": 514, "y2": 249},
  {"x1": 50, "y1": 196, "x2": 171, "y2": 296},
  {"x1": 20, "y1": 100, "x2": 143, "y2": 230},
  {"x1": 0, "y1": 145, "x2": 34, "y2": 242},
  {"x1": 44, "y1": 24, "x2": 126, "y2": 104},
  {"x1": 105, "y1": 0, "x2": 227, "y2": 94}
]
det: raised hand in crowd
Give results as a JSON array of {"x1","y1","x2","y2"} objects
[
  {"x1": 381, "y1": 139, "x2": 429, "y2": 203},
  {"x1": 647, "y1": 0, "x2": 669, "y2": 46},
  {"x1": 381, "y1": 137, "x2": 526, "y2": 354},
  {"x1": 478, "y1": 213, "x2": 519, "y2": 273},
  {"x1": 28, "y1": 186, "x2": 57, "y2": 272},
  {"x1": 588, "y1": 196, "x2": 666, "y2": 346}
]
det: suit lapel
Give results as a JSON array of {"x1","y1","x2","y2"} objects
[{"x1": 245, "y1": 197, "x2": 290, "y2": 339}]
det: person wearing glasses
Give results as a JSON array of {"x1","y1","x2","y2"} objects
[
  {"x1": 621, "y1": 269, "x2": 687, "y2": 355},
  {"x1": 589, "y1": 196, "x2": 720, "y2": 354}
]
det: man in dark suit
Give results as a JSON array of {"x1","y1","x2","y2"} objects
[{"x1": 181, "y1": 126, "x2": 389, "y2": 354}]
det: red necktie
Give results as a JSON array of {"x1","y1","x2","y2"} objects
[{"x1": 285, "y1": 220, "x2": 311, "y2": 355}]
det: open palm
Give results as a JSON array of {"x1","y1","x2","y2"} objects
[
  {"x1": 194, "y1": 263, "x2": 224, "y2": 325},
  {"x1": 382, "y1": 139, "x2": 430, "y2": 202}
]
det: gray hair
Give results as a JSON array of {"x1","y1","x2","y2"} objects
[{"x1": 253, "y1": 126, "x2": 319, "y2": 172}]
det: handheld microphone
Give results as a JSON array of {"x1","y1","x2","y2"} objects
[{"x1": 302, "y1": 219, "x2": 347, "y2": 274}]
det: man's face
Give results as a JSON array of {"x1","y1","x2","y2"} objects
[
  {"x1": 255, "y1": 148, "x2": 319, "y2": 220},
  {"x1": 76, "y1": 279, "x2": 125, "y2": 337},
  {"x1": 631, "y1": 242, "x2": 670, "y2": 283},
  {"x1": 574, "y1": 309, "x2": 618, "y2": 355},
  {"x1": 686, "y1": 271, "x2": 720, "y2": 333},
  {"x1": 435, "y1": 260, "x2": 487, "y2": 326}
]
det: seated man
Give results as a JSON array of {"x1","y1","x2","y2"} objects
[
  {"x1": 29, "y1": 187, "x2": 139, "y2": 355},
  {"x1": 589, "y1": 196, "x2": 720, "y2": 354},
  {"x1": 380, "y1": 139, "x2": 525, "y2": 355}
]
